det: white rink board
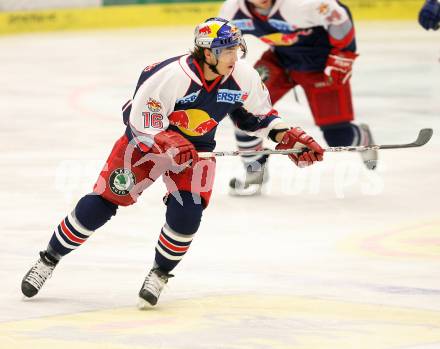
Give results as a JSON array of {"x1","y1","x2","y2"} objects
[{"x1": 0, "y1": 22, "x2": 439, "y2": 349}]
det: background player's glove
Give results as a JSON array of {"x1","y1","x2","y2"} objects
[
  {"x1": 275, "y1": 127, "x2": 324, "y2": 167},
  {"x1": 418, "y1": 0, "x2": 440, "y2": 30},
  {"x1": 153, "y1": 130, "x2": 198, "y2": 167},
  {"x1": 324, "y1": 49, "x2": 358, "y2": 84}
]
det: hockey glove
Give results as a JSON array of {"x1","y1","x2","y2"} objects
[
  {"x1": 275, "y1": 127, "x2": 324, "y2": 167},
  {"x1": 324, "y1": 49, "x2": 358, "y2": 85},
  {"x1": 153, "y1": 130, "x2": 198, "y2": 167},
  {"x1": 419, "y1": 0, "x2": 440, "y2": 30}
]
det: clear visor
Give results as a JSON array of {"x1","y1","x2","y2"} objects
[{"x1": 212, "y1": 39, "x2": 247, "y2": 60}]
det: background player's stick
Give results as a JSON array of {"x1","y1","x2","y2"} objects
[{"x1": 198, "y1": 128, "x2": 433, "y2": 159}]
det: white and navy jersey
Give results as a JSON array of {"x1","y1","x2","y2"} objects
[
  {"x1": 122, "y1": 54, "x2": 284, "y2": 152},
  {"x1": 220, "y1": 0, "x2": 356, "y2": 71}
]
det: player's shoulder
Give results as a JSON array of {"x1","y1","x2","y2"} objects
[
  {"x1": 274, "y1": 0, "x2": 318, "y2": 25},
  {"x1": 233, "y1": 59, "x2": 257, "y2": 74},
  {"x1": 231, "y1": 59, "x2": 260, "y2": 87},
  {"x1": 278, "y1": 0, "x2": 348, "y2": 26},
  {"x1": 138, "y1": 55, "x2": 192, "y2": 94},
  {"x1": 162, "y1": 55, "x2": 192, "y2": 78},
  {"x1": 220, "y1": 0, "x2": 249, "y2": 19},
  {"x1": 221, "y1": 0, "x2": 239, "y2": 11},
  {"x1": 278, "y1": 0, "x2": 337, "y2": 14}
]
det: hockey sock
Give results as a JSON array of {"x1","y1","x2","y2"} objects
[
  {"x1": 154, "y1": 191, "x2": 203, "y2": 272},
  {"x1": 321, "y1": 122, "x2": 361, "y2": 146},
  {"x1": 47, "y1": 194, "x2": 118, "y2": 259},
  {"x1": 235, "y1": 129, "x2": 266, "y2": 172}
]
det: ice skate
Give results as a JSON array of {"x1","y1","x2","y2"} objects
[
  {"x1": 21, "y1": 251, "x2": 58, "y2": 298},
  {"x1": 229, "y1": 156, "x2": 269, "y2": 196},
  {"x1": 358, "y1": 123, "x2": 378, "y2": 170},
  {"x1": 138, "y1": 268, "x2": 173, "y2": 308}
]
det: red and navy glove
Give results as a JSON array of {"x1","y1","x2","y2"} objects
[
  {"x1": 419, "y1": 0, "x2": 440, "y2": 30},
  {"x1": 324, "y1": 49, "x2": 358, "y2": 85},
  {"x1": 275, "y1": 127, "x2": 324, "y2": 167},
  {"x1": 152, "y1": 130, "x2": 198, "y2": 167}
]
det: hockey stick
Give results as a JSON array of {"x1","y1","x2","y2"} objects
[{"x1": 198, "y1": 128, "x2": 433, "y2": 158}]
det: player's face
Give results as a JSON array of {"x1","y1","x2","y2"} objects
[
  {"x1": 247, "y1": 0, "x2": 272, "y2": 10},
  {"x1": 215, "y1": 46, "x2": 239, "y2": 75}
]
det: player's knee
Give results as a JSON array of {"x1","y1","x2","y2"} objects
[
  {"x1": 166, "y1": 191, "x2": 203, "y2": 235},
  {"x1": 321, "y1": 122, "x2": 358, "y2": 146},
  {"x1": 75, "y1": 193, "x2": 118, "y2": 231}
]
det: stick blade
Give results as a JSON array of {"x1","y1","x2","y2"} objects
[{"x1": 414, "y1": 128, "x2": 433, "y2": 147}]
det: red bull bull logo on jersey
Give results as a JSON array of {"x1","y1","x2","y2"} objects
[
  {"x1": 260, "y1": 29, "x2": 313, "y2": 46},
  {"x1": 168, "y1": 109, "x2": 218, "y2": 137}
]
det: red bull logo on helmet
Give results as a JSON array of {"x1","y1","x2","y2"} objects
[{"x1": 198, "y1": 25, "x2": 212, "y2": 35}]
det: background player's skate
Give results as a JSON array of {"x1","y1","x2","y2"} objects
[
  {"x1": 357, "y1": 123, "x2": 378, "y2": 170},
  {"x1": 229, "y1": 153, "x2": 269, "y2": 196}
]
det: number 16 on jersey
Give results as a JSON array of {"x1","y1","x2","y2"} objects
[{"x1": 143, "y1": 112, "x2": 164, "y2": 129}]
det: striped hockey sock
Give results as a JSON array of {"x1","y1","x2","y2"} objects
[
  {"x1": 235, "y1": 129, "x2": 266, "y2": 170},
  {"x1": 154, "y1": 223, "x2": 194, "y2": 272},
  {"x1": 45, "y1": 194, "x2": 117, "y2": 260},
  {"x1": 47, "y1": 212, "x2": 93, "y2": 259}
]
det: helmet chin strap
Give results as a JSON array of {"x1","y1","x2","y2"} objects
[
  {"x1": 207, "y1": 62, "x2": 220, "y2": 75},
  {"x1": 205, "y1": 51, "x2": 221, "y2": 76}
]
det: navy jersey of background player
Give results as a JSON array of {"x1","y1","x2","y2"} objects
[{"x1": 220, "y1": 0, "x2": 356, "y2": 71}]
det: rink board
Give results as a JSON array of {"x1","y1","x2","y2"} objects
[
  {"x1": 0, "y1": 0, "x2": 422, "y2": 35},
  {"x1": 0, "y1": 3, "x2": 222, "y2": 35}
]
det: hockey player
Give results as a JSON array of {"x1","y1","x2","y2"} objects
[
  {"x1": 219, "y1": 0, "x2": 378, "y2": 195},
  {"x1": 419, "y1": 0, "x2": 440, "y2": 30},
  {"x1": 21, "y1": 18, "x2": 324, "y2": 308}
]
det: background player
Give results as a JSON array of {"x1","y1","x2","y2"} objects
[
  {"x1": 419, "y1": 0, "x2": 440, "y2": 30},
  {"x1": 21, "y1": 18, "x2": 324, "y2": 308},
  {"x1": 220, "y1": 0, "x2": 378, "y2": 195}
]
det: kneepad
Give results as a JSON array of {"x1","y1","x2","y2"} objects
[
  {"x1": 75, "y1": 193, "x2": 118, "y2": 231},
  {"x1": 321, "y1": 122, "x2": 360, "y2": 147},
  {"x1": 302, "y1": 79, "x2": 354, "y2": 126},
  {"x1": 165, "y1": 191, "x2": 203, "y2": 235}
]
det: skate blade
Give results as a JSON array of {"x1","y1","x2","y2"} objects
[
  {"x1": 361, "y1": 150, "x2": 378, "y2": 171},
  {"x1": 137, "y1": 297, "x2": 156, "y2": 310},
  {"x1": 228, "y1": 184, "x2": 263, "y2": 197},
  {"x1": 364, "y1": 159, "x2": 378, "y2": 170},
  {"x1": 359, "y1": 124, "x2": 378, "y2": 171}
]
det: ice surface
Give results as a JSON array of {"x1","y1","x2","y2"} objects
[{"x1": 0, "y1": 22, "x2": 439, "y2": 348}]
